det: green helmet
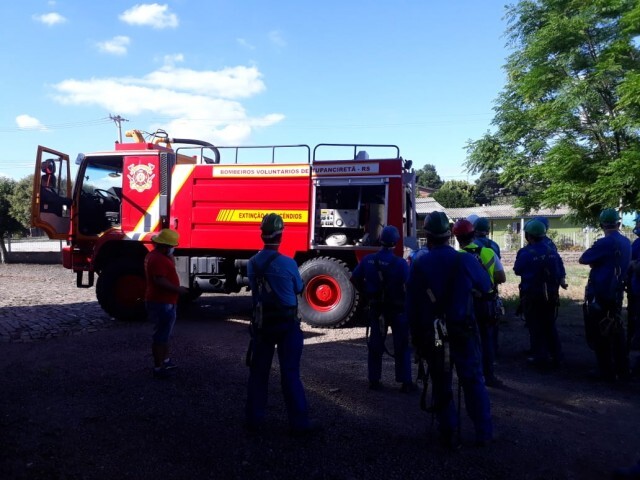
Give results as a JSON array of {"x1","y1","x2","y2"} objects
[
  {"x1": 599, "y1": 208, "x2": 619, "y2": 226},
  {"x1": 423, "y1": 211, "x2": 451, "y2": 238},
  {"x1": 524, "y1": 219, "x2": 546, "y2": 238},
  {"x1": 260, "y1": 213, "x2": 284, "y2": 238},
  {"x1": 474, "y1": 217, "x2": 490, "y2": 234}
]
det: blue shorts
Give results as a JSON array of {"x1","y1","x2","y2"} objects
[{"x1": 146, "y1": 302, "x2": 177, "y2": 344}]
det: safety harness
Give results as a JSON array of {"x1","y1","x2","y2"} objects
[
  {"x1": 584, "y1": 240, "x2": 624, "y2": 343},
  {"x1": 415, "y1": 252, "x2": 462, "y2": 433},
  {"x1": 365, "y1": 254, "x2": 404, "y2": 358},
  {"x1": 245, "y1": 251, "x2": 280, "y2": 367}
]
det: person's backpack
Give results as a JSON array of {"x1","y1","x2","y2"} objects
[
  {"x1": 250, "y1": 252, "x2": 280, "y2": 330},
  {"x1": 527, "y1": 245, "x2": 560, "y2": 302},
  {"x1": 373, "y1": 255, "x2": 405, "y2": 313}
]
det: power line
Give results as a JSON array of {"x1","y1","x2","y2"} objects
[
  {"x1": 109, "y1": 114, "x2": 129, "y2": 143},
  {"x1": 0, "y1": 117, "x2": 113, "y2": 133}
]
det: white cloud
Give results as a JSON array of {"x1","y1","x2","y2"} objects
[
  {"x1": 33, "y1": 12, "x2": 67, "y2": 26},
  {"x1": 143, "y1": 65, "x2": 265, "y2": 98},
  {"x1": 96, "y1": 36, "x2": 131, "y2": 56},
  {"x1": 268, "y1": 30, "x2": 286, "y2": 48},
  {"x1": 119, "y1": 4, "x2": 178, "y2": 29},
  {"x1": 237, "y1": 38, "x2": 256, "y2": 50},
  {"x1": 16, "y1": 114, "x2": 47, "y2": 131},
  {"x1": 51, "y1": 64, "x2": 283, "y2": 144},
  {"x1": 162, "y1": 53, "x2": 184, "y2": 66}
]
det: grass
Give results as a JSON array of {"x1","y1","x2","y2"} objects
[{"x1": 500, "y1": 264, "x2": 590, "y2": 307}]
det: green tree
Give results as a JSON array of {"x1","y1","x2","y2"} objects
[
  {"x1": 465, "y1": 0, "x2": 640, "y2": 223},
  {"x1": 473, "y1": 171, "x2": 502, "y2": 205},
  {"x1": 10, "y1": 175, "x2": 34, "y2": 228},
  {"x1": 432, "y1": 180, "x2": 475, "y2": 208},
  {"x1": 0, "y1": 177, "x2": 25, "y2": 263},
  {"x1": 415, "y1": 164, "x2": 444, "y2": 189}
]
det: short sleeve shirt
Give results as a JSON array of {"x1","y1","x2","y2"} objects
[{"x1": 145, "y1": 249, "x2": 180, "y2": 304}]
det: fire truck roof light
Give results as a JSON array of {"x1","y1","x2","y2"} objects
[{"x1": 356, "y1": 151, "x2": 369, "y2": 160}]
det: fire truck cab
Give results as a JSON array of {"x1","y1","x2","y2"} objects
[{"x1": 31, "y1": 130, "x2": 417, "y2": 328}]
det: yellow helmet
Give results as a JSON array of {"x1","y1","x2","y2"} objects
[{"x1": 151, "y1": 229, "x2": 180, "y2": 246}]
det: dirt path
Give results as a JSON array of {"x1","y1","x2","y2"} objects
[{"x1": 0, "y1": 264, "x2": 638, "y2": 479}]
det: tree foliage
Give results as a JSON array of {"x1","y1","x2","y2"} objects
[
  {"x1": 473, "y1": 171, "x2": 503, "y2": 205},
  {"x1": 0, "y1": 177, "x2": 26, "y2": 262},
  {"x1": 465, "y1": 0, "x2": 640, "y2": 223},
  {"x1": 0, "y1": 177, "x2": 22, "y2": 235},
  {"x1": 432, "y1": 180, "x2": 476, "y2": 208},
  {"x1": 415, "y1": 164, "x2": 444, "y2": 189},
  {"x1": 10, "y1": 175, "x2": 34, "y2": 228}
]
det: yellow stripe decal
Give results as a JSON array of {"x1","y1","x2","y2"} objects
[
  {"x1": 217, "y1": 209, "x2": 308, "y2": 223},
  {"x1": 130, "y1": 164, "x2": 195, "y2": 236}
]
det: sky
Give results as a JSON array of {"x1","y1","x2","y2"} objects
[{"x1": 0, "y1": 1, "x2": 511, "y2": 181}]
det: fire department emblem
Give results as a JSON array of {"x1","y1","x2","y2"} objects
[{"x1": 127, "y1": 164, "x2": 155, "y2": 193}]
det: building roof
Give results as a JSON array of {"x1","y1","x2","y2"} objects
[
  {"x1": 445, "y1": 204, "x2": 571, "y2": 220},
  {"x1": 415, "y1": 196, "x2": 446, "y2": 214},
  {"x1": 414, "y1": 196, "x2": 572, "y2": 221}
]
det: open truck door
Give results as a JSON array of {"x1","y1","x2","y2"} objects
[{"x1": 31, "y1": 146, "x2": 72, "y2": 240}]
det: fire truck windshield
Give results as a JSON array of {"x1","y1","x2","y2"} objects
[{"x1": 77, "y1": 158, "x2": 123, "y2": 235}]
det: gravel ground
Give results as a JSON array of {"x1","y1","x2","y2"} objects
[{"x1": 0, "y1": 263, "x2": 639, "y2": 480}]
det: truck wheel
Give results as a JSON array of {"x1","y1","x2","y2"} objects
[
  {"x1": 298, "y1": 257, "x2": 358, "y2": 328},
  {"x1": 96, "y1": 259, "x2": 147, "y2": 321}
]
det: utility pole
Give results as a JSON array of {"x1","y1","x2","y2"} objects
[{"x1": 109, "y1": 114, "x2": 129, "y2": 143}]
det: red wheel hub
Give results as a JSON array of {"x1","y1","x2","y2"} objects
[{"x1": 305, "y1": 275, "x2": 341, "y2": 312}]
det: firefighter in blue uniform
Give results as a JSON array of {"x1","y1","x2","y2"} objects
[
  {"x1": 452, "y1": 219, "x2": 506, "y2": 387},
  {"x1": 514, "y1": 220, "x2": 567, "y2": 369},
  {"x1": 408, "y1": 211, "x2": 493, "y2": 448},
  {"x1": 580, "y1": 208, "x2": 631, "y2": 382},
  {"x1": 351, "y1": 225, "x2": 413, "y2": 392},
  {"x1": 245, "y1": 213, "x2": 319, "y2": 435},
  {"x1": 532, "y1": 217, "x2": 559, "y2": 251},
  {"x1": 628, "y1": 214, "x2": 640, "y2": 376},
  {"x1": 473, "y1": 217, "x2": 501, "y2": 258}
]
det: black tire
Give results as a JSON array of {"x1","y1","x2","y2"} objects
[
  {"x1": 96, "y1": 259, "x2": 147, "y2": 321},
  {"x1": 298, "y1": 257, "x2": 359, "y2": 328}
]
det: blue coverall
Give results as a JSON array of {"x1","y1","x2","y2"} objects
[
  {"x1": 513, "y1": 241, "x2": 566, "y2": 367},
  {"x1": 351, "y1": 248, "x2": 412, "y2": 386},
  {"x1": 246, "y1": 249, "x2": 311, "y2": 431},
  {"x1": 629, "y1": 235, "x2": 640, "y2": 372},
  {"x1": 460, "y1": 242, "x2": 500, "y2": 382},
  {"x1": 407, "y1": 244, "x2": 493, "y2": 443},
  {"x1": 580, "y1": 231, "x2": 631, "y2": 379},
  {"x1": 474, "y1": 235, "x2": 501, "y2": 259}
]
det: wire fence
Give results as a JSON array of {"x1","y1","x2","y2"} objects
[
  {"x1": 2, "y1": 235, "x2": 64, "y2": 252},
  {"x1": 493, "y1": 229, "x2": 637, "y2": 252},
  {"x1": 5, "y1": 229, "x2": 638, "y2": 254}
]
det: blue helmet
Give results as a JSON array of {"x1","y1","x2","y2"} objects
[
  {"x1": 474, "y1": 217, "x2": 491, "y2": 234},
  {"x1": 533, "y1": 216, "x2": 549, "y2": 229},
  {"x1": 380, "y1": 225, "x2": 400, "y2": 246}
]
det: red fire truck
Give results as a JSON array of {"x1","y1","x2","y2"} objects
[{"x1": 31, "y1": 130, "x2": 417, "y2": 328}]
